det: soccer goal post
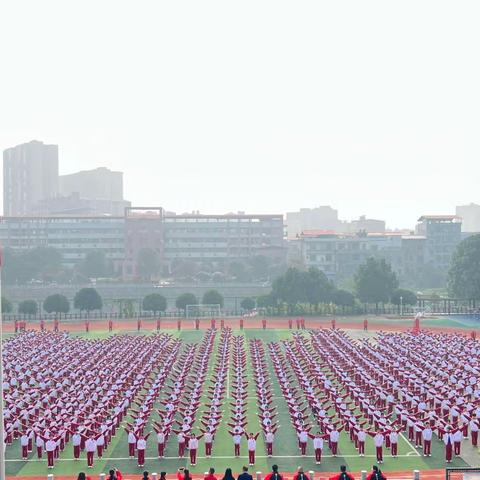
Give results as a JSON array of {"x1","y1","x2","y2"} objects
[{"x1": 186, "y1": 304, "x2": 221, "y2": 319}]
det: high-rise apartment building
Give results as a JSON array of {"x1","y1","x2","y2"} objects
[
  {"x1": 456, "y1": 203, "x2": 480, "y2": 233},
  {"x1": 3, "y1": 140, "x2": 59, "y2": 215},
  {"x1": 59, "y1": 167, "x2": 124, "y2": 201}
]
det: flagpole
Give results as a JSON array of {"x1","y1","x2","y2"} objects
[{"x1": 0, "y1": 251, "x2": 6, "y2": 480}]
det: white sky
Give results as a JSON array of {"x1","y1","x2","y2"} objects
[{"x1": 1, "y1": 0, "x2": 479, "y2": 229}]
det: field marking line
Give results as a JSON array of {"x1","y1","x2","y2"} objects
[
  {"x1": 399, "y1": 432, "x2": 421, "y2": 457},
  {"x1": 5, "y1": 453, "x2": 422, "y2": 463}
]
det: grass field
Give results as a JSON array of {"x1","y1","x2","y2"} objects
[{"x1": 4, "y1": 325, "x2": 474, "y2": 478}]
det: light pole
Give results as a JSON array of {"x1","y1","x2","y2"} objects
[{"x1": 400, "y1": 296, "x2": 403, "y2": 317}]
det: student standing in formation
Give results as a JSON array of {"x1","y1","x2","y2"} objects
[
  {"x1": 45, "y1": 438, "x2": 57, "y2": 469},
  {"x1": 188, "y1": 433, "x2": 202, "y2": 466},
  {"x1": 85, "y1": 436, "x2": 97, "y2": 468},
  {"x1": 443, "y1": 428, "x2": 454, "y2": 463},
  {"x1": 246, "y1": 432, "x2": 260, "y2": 465},
  {"x1": 312, "y1": 432, "x2": 324, "y2": 464},
  {"x1": 137, "y1": 435, "x2": 148, "y2": 467}
]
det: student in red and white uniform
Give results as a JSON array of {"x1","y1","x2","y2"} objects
[
  {"x1": 35, "y1": 434, "x2": 44, "y2": 459},
  {"x1": 246, "y1": 432, "x2": 260, "y2": 465},
  {"x1": 20, "y1": 431, "x2": 29, "y2": 459},
  {"x1": 229, "y1": 431, "x2": 242, "y2": 457},
  {"x1": 265, "y1": 429, "x2": 274, "y2": 456},
  {"x1": 45, "y1": 438, "x2": 57, "y2": 468},
  {"x1": 422, "y1": 424, "x2": 432, "y2": 457},
  {"x1": 389, "y1": 429, "x2": 399, "y2": 458},
  {"x1": 188, "y1": 433, "x2": 202, "y2": 466},
  {"x1": 72, "y1": 431, "x2": 82, "y2": 459},
  {"x1": 372, "y1": 431, "x2": 385, "y2": 464},
  {"x1": 204, "y1": 429, "x2": 213, "y2": 457},
  {"x1": 177, "y1": 432, "x2": 186, "y2": 458},
  {"x1": 453, "y1": 428, "x2": 463, "y2": 456},
  {"x1": 470, "y1": 415, "x2": 479, "y2": 447},
  {"x1": 357, "y1": 427, "x2": 367, "y2": 456},
  {"x1": 85, "y1": 436, "x2": 97, "y2": 468},
  {"x1": 312, "y1": 432, "x2": 324, "y2": 464},
  {"x1": 329, "y1": 427, "x2": 340, "y2": 456},
  {"x1": 298, "y1": 429, "x2": 309, "y2": 456},
  {"x1": 443, "y1": 428, "x2": 454, "y2": 463},
  {"x1": 137, "y1": 435, "x2": 148, "y2": 467}
]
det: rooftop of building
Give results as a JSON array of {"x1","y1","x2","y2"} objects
[{"x1": 417, "y1": 215, "x2": 460, "y2": 222}]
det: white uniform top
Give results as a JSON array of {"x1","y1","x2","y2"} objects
[
  {"x1": 313, "y1": 437, "x2": 324, "y2": 449},
  {"x1": 36, "y1": 436, "x2": 44, "y2": 447},
  {"x1": 128, "y1": 432, "x2": 136, "y2": 444},
  {"x1": 453, "y1": 430, "x2": 463, "y2": 442},
  {"x1": 233, "y1": 434, "x2": 241, "y2": 445},
  {"x1": 247, "y1": 438, "x2": 256, "y2": 450},
  {"x1": 389, "y1": 431, "x2": 398, "y2": 443},
  {"x1": 137, "y1": 439, "x2": 147, "y2": 450},
  {"x1": 46, "y1": 440, "x2": 56, "y2": 452},
  {"x1": 204, "y1": 432, "x2": 213, "y2": 443},
  {"x1": 357, "y1": 430, "x2": 367, "y2": 442},
  {"x1": 422, "y1": 429, "x2": 433, "y2": 441},
  {"x1": 157, "y1": 432, "x2": 165, "y2": 443},
  {"x1": 85, "y1": 439, "x2": 97, "y2": 452},
  {"x1": 330, "y1": 430, "x2": 340, "y2": 442},
  {"x1": 265, "y1": 432, "x2": 274, "y2": 443},
  {"x1": 374, "y1": 433, "x2": 384, "y2": 447},
  {"x1": 298, "y1": 431, "x2": 308, "y2": 443},
  {"x1": 188, "y1": 438, "x2": 198, "y2": 449}
]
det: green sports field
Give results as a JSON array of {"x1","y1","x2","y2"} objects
[{"x1": 4, "y1": 327, "x2": 471, "y2": 477}]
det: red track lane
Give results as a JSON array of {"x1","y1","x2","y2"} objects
[{"x1": 2, "y1": 316, "x2": 475, "y2": 335}]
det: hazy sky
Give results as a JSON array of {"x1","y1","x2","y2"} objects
[{"x1": 1, "y1": 1, "x2": 479, "y2": 229}]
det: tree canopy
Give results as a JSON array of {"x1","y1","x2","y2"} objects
[
  {"x1": 18, "y1": 300, "x2": 38, "y2": 315},
  {"x1": 142, "y1": 293, "x2": 167, "y2": 313},
  {"x1": 391, "y1": 288, "x2": 417, "y2": 306},
  {"x1": 271, "y1": 267, "x2": 334, "y2": 312},
  {"x1": 447, "y1": 234, "x2": 480, "y2": 299},
  {"x1": 1, "y1": 296, "x2": 13, "y2": 313},
  {"x1": 137, "y1": 248, "x2": 161, "y2": 280},
  {"x1": 44, "y1": 294, "x2": 70, "y2": 314},
  {"x1": 78, "y1": 251, "x2": 111, "y2": 279},
  {"x1": 354, "y1": 257, "x2": 399, "y2": 306},
  {"x1": 240, "y1": 297, "x2": 255, "y2": 310},
  {"x1": 202, "y1": 289, "x2": 224, "y2": 307},
  {"x1": 175, "y1": 293, "x2": 197, "y2": 312},
  {"x1": 332, "y1": 289, "x2": 356, "y2": 307},
  {"x1": 1, "y1": 247, "x2": 62, "y2": 284},
  {"x1": 74, "y1": 288, "x2": 103, "y2": 312}
]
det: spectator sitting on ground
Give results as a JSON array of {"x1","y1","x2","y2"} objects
[
  {"x1": 142, "y1": 472, "x2": 150, "y2": 480},
  {"x1": 177, "y1": 468, "x2": 192, "y2": 480},
  {"x1": 205, "y1": 468, "x2": 217, "y2": 480},
  {"x1": 367, "y1": 466, "x2": 386, "y2": 480},
  {"x1": 221, "y1": 468, "x2": 235, "y2": 480},
  {"x1": 293, "y1": 467, "x2": 310, "y2": 480},
  {"x1": 330, "y1": 466, "x2": 354, "y2": 480},
  {"x1": 237, "y1": 466, "x2": 253, "y2": 480},
  {"x1": 265, "y1": 465, "x2": 283, "y2": 480},
  {"x1": 160, "y1": 473, "x2": 167, "y2": 480}
]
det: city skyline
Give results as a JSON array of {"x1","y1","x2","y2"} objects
[{"x1": 1, "y1": 1, "x2": 480, "y2": 229}]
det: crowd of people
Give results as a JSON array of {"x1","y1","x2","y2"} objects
[
  {"x1": 2, "y1": 323, "x2": 479, "y2": 472},
  {"x1": 76, "y1": 464, "x2": 384, "y2": 480}
]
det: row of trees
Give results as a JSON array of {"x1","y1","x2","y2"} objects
[
  {"x1": 1, "y1": 288, "x2": 253, "y2": 315},
  {"x1": 1, "y1": 289, "x2": 102, "y2": 314},
  {"x1": 255, "y1": 259, "x2": 418, "y2": 313}
]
